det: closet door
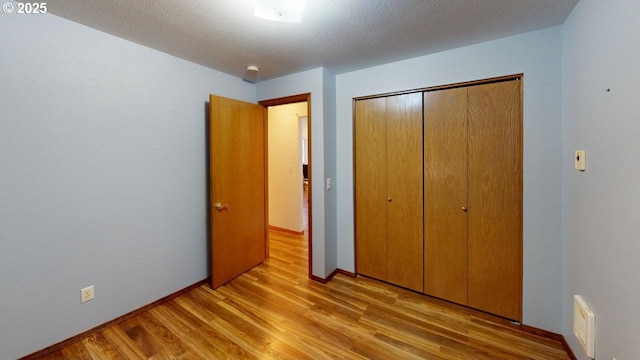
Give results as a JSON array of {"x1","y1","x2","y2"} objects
[
  {"x1": 386, "y1": 93, "x2": 423, "y2": 292},
  {"x1": 355, "y1": 93, "x2": 423, "y2": 292},
  {"x1": 355, "y1": 97, "x2": 388, "y2": 281},
  {"x1": 467, "y1": 80, "x2": 523, "y2": 321},
  {"x1": 423, "y1": 88, "x2": 468, "y2": 304}
]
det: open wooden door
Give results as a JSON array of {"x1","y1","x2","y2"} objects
[{"x1": 209, "y1": 95, "x2": 266, "y2": 289}]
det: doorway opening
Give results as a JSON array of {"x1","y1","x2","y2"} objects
[{"x1": 260, "y1": 94, "x2": 312, "y2": 279}]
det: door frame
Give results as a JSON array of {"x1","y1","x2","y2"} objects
[{"x1": 259, "y1": 93, "x2": 313, "y2": 279}]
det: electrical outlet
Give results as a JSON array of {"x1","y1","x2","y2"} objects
[{"x1": 81, "y1": 285, "x2": 94, "y2": 303}]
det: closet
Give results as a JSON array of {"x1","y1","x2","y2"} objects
[
  {"x1": 354, "y1": 93, "x2": 423, "y2": 292},
  {"x1": 424, "y1": 79, "x2": 523, "y2": 320},
  {"x1": 355, "y1": 76, "x2": 522, "y2": 321}
]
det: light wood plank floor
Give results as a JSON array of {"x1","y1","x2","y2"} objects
[{"x1": 39, "y1": 229, "x2": 570, "y2": 360}]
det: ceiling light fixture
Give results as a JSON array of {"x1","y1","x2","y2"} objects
[
  {"x1": 243, "y1": 65, "x2": 259, "y2": 83},
  {"x1": 254, "y1": 0, "x2": 306, "y2": 23}
]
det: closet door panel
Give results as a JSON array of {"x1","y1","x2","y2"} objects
[
  {"x1": 423, "y1": 88, "x2": 469, "y2": 304},
  {"x1": 467, "y1": 80, "x2": 523, "y2": 320},
  {"x1": 386, "y1": 93, "x2": 423, "y2": 292},
  {"x1": 355, "y1": 98, "x2": 388, "y2": 281}
]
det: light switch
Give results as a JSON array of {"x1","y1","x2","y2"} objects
[
  {"x1": 326, "y1": 178, "x2": 332, "y2": 190},
  {"x1": 575, "y1": 150, "x2": 586, "y2": 171}
]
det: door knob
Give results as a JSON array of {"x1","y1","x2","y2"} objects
[
  {"x1": 214, "y1": 202, "x2": 229, "y2": 211},
  {"x1": 387, "y1": 197, "x2": 392, "y2": 202},
  {"x1": 461, "y1": 206, "x2": 467, "y2": 212}
]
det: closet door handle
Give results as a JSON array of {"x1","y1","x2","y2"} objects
[
  {"x1": 461, "y1": 206, "x2": 467, "y2": 212},
  {"x1": 214, "y1": 202, "x2": 229, "y2": 211},
  {"x1": 387, "y1": 197, "x2": 392, "y2": 202}
]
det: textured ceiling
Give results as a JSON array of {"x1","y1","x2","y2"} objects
[{"x1": 41, "y1": 0, "x2": 579, "y2": 82}]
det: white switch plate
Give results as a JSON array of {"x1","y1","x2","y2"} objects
[
  {"x1": 326, "y1": 178, "x2": 332, "y2": 190},
  {"x1": 575, "y1": 150, "x2": 586, "y2": 171}
]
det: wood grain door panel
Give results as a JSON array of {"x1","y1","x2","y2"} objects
[
  {"x1": 355, "y1": 98, "x2": 388, "y2": 281},
  {"x1": 209, "y1": 95, "x2": 267, "y2": 289},
  {"x1": 386, "y1": 93, "x2": 423, "y2": 292},
  {"x1": 467, "y1": 80, "x2": 523, "y2": 320},
  {"x1": 423, "y1": 88, "x2": 469, "y2": 304}
]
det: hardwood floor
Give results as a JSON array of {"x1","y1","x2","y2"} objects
[{"x1": 38, "y1": 206, "x2": 570, "y2": 359}]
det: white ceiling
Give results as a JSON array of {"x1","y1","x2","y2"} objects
[{"x1": 42, "y1": 0, "x2": 579, "y2": 82}]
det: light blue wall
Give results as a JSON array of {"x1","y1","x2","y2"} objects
[
  {"x1": 322, "y1": 68, "x2": 338, "y2": 273},
  {"x1": 335, "y1": 27, "x2": 564, "y2": 332},
  {"x1": 257, "y1": 68, "x2": 338, "y2": 278},
  {"x1": 0, "y1": 8, "x2": 254, "y2": 359},
  {"x1": 562, "y1": 0, "x2": 640, "y2": 358}
]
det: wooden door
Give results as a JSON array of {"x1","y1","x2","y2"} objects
[
  {"x1": 386, "y1": 93, "x2": 423, "y2": 292},
  {"x1": 467, "y1": 80, "x2": 523, "y2": 320},
  {"x1": 423, "y1": 88, "x2": 469, "y2": 304},
  {"x1": 355, "y1": 97, "x2": 388, "y2": 281},
  {"x1": 209, "y1": 95, "x2": 267, "y2": 289},
  {"x1": 355, "y1": 94, "x2": 423, "y2": 292}
]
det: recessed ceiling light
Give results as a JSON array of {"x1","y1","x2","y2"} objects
[{"x1": 254, "y1": 0, "x2": 306, "y2": 23}]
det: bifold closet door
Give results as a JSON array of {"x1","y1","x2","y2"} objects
[
  {"x1": 423, "y1": 87, "x2": 469, "y2": 305},
  {"x1": 467, "y1": 80, "x2": 523, "y2": 321},
  {"x1": 386, "y1": 93, "x2": 423, "y2": 291},
  {"x1": 355, "y1": 97, "x2": 388, "y2": 281},
  {"x1": 423, "y1": 79, "x2": 522, "y2": 321},
  {"x1": 355, "y1": 93, "x2": 423, "y2": 292}
]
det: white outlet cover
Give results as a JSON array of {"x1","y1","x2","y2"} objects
[{"x1": 81, "y1": 285, "x2": 95, "y2": 303}]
